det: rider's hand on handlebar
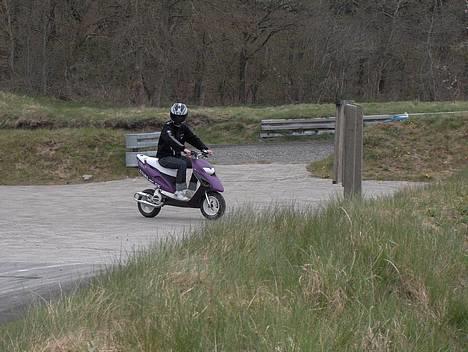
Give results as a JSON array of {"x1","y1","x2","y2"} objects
[
  {"x1": 204, "y1": 149, "x2": 214, "y2": 156},
  {"x1": 183, "y1": 148, "x2": 192, "y2": 157}
]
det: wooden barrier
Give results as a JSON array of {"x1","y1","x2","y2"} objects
[{"x1": 125, "y1": 132, "x2": 160, "y2": 167}]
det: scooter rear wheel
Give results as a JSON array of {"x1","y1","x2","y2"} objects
[
  {"x1": 200, "y1": 191, "x2": 225, "y2": 220},
  {"x1": 137, "y1": 189, "x2": 162, "y2": 218}
]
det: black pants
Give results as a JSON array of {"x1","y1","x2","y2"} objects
[{"x1": 158, "y1": 156, "x2": 196, "y2": 186}]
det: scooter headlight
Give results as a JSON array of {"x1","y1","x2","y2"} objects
[{"x1": 203, "y1": 167, "x2": 215, "y2": 175}]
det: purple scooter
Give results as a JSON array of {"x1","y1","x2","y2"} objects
[{"x1": 133, "y1": 151, "x2": 225, "y2": 220}]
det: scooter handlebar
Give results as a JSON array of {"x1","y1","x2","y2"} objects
[{"x1": 186, "y1": 150, "x2": 209, "y2": 159}]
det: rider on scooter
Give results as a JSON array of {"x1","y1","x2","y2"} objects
[{"x1": 156, "y1": 102, "x2": 213, "y2": 201}]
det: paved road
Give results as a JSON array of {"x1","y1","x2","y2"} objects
[
  {"x1": 211, "y1": 140, "x2": 334, "y2": 165},
  {"x1": 0, "y1": 143, "x2": 419, "y2": 324}
]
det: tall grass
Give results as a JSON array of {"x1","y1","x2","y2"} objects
[{"x1": 1, "y1": 169, "x2": 466, "y2": 351}]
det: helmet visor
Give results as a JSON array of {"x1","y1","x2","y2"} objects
[{"x1": 170, "y1": 113, "x2": 187, "y2": 124}]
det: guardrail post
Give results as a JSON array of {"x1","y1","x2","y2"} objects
[
  {"x1": 343, "y1": 104, "x2": 363, "y2": 197},
  {"x1": 125, "y1": 132, "x2": 160, "y2": 167}
]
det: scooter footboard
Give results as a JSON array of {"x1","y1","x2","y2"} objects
[{"x1": 162, "y1": 186, "x2": 207, "y2": 208}]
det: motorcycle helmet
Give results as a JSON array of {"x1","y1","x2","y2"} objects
[{"x1": 170, "y1": 102, "x2": 188, "y2": 124}]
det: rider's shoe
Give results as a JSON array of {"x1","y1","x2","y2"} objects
[
  {"x1": 174, "y1": 190, "x2": 190, "y2": 201},
  {"x1": 186, "y1": 182, "x2": 197, "y2": 198},
  {"x1": 185, "y1": 189, "x2": 196, "y2": 198}
]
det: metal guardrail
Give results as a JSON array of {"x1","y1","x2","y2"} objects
[
  {"x1": 125, "y1": 132, "x2": 160, "y2": 167},
  {"x1": 126, "y1": 111, "x2": 466, "y2": 165},
  {"x1": 260, "y1": 114, "x2": 403, "y2": 138},
  {"x1": 260, "y1": 110, "x2": 468, "y2": 138}
]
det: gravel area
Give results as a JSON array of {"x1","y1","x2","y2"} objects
[{"x1": 209, "y1": 140, "x2": 334, "y2": 165}]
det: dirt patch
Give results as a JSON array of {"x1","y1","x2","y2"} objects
[
  {"x1": 35, "y1": 141, "x2": 63, "y2": 158},
  {"x1": 41, "y1": 329, "x2": 120, "y2": 352},
  {"x1": 14, "y1": 117, "x2": 54, "y2": 129}
]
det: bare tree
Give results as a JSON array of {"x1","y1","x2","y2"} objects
[
  {"x1": 233, "y1": 0, "x2": 297, "y2": 103},
  {"x1": 0, "y1": 0, "x2": 464, "y2": 104},
  {"x1": 0, "y1": 0, "x2": 15, "y2": 78}
]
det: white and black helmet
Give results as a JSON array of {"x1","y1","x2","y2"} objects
[{"x1": 170, "y1": 102, "x2": 188, "y2": 124}]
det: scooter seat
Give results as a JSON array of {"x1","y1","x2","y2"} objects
[{"x1": 136, "y1": 154, "x2": 178, "y2": 177}]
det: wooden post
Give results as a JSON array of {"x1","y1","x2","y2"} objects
[
  {"x1": 343, "y1": 104, "x2": 363, "y2": 197},
  {"x1": 333, "y1": 100, "x2": 349, "y2": 184},
  {"x1": 332, "y1": 102, "x2": 341, "y2": 184}
]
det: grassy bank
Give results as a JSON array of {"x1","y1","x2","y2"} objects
[
  {"x1": 0, "y1": 126, "x2": 263, "y2": 185},
  {"x1": 1, "y1": 169, "x2": 466, "y2": 351},
  {"x1": 1, "y1": 113, "x2": 466, "y2": 185},
  {"x1": 1, "y1": 94, "x2": 467, "y2": 185},
  {"x1": 0, "y1": 129, "x2": 136, "y2": 185},
  {"x1": 1, "y1": 91, "x2": 468, "y2": 129},
  {"x1": 308, "y1": 113, "x2": 468, "y2": 181},
  {"x1": 0, "y1": 114, "x2": 468, "y2": 185}
]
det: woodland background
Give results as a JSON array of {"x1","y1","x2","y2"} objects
[{"x1": 0, "y1": 0, "x2": 466, "y2": 106}]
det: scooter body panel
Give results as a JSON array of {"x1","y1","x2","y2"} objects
[
  {"x1": 137, "y1": 153, "x2": 223, "y2": 195},
  {"x1": 192, "y1": 159, "x2": 224, "y2": 192},
  {"x1": 137, "y1": 159, "x2": 176, "y2": 193}
]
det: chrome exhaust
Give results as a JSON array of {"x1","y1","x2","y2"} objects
[
  {"x1": 134, "y1": 192, "x2": 150, "y2": 200},
  {"x1": 133, "y1": 192, "x2": 161, "y2": 208},
  {"x1": 135, "y1": 199, "x2": 160, "y2": 208}
]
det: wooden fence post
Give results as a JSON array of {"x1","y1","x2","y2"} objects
[
  {"x1": 333, "y1": 100, "x2": 350, "y2": 184},
  {"x1": 343, "y1": 104, "x2": 363, "y2": 197},
  {"x1": 333, "y1": 102, "x2": 340, "y2": 184}
]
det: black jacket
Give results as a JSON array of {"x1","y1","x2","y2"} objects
[{"x1": 156, "y1": 121, "x2": 208, "y2": 159}]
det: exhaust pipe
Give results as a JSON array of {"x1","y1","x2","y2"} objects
[
  {"x1": 134, "y1": 192, "x2": 150, "y2": 200},
  {"x1": 133, "y1": 192, "x2": 161, "y2": 208},
  {"x1": 135, "y1": 199, "x2": 160, "y2": 208}
]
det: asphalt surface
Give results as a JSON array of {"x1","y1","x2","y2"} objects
[
  {"x1": 0, "y1": 141, "x2": 420, "y2": 324},
  {"x1": 210, "y1": 140, "x2": 334, "y2": 164}
]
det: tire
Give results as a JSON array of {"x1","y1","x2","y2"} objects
[
  {"x1": 137, "y1": 189, "x2": 162, "y2": 218},
  {"x1": 200, "y1": 192, "x2": 226, "y2": 220}
]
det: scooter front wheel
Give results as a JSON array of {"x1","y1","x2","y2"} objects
[
  {"x1": 200, "y1": 192, "x2": 226, "y2": 220},
  {"x1": 137, "y1": 189, "x2": 162, "y2": 218}
]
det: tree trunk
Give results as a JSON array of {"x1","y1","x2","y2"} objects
[
  {"x1": 250, "y1": 83, "x2": 258, "y2": 104},
  {"x1": 2, "y1": 0, "x2": 15, "y2": 76},
  {"x1": 40, "y1": 0, "x2": 56, "y2": 95},
  {"x1": 238, "y1": 47, "x2": 248, "y2": 104},
  {"x1": 425, "y1": 0, "x2": 437, "y2": 101},
  {"x1": 193, "y1": 56, "x2": 206, "y2": 105},
  {"x1": 147, "y1": 71, "x2": 165, "y2": 107},
  {"x1": 41, "y1": 6, "x2": 49, "y2": 95},
  {"x1": 194, "y1": 79, "x2": 205, "y2": 106}
]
